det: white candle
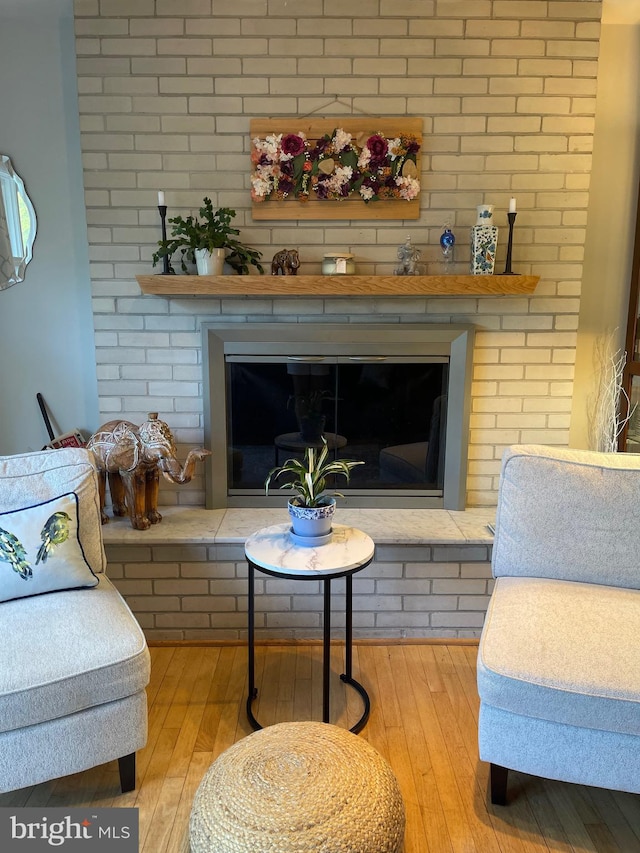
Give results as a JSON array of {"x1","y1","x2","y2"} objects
[
  {"x1": 509, "y1": 197, "x2": 516, "y2": 213},
  {"x1": 157, "y1": 191, "x2": 165, "y2": 206}
]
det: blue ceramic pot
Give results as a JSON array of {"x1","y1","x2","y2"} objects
[{"x1": 288, "y1": 496, "x2": 336, "y2": 538}]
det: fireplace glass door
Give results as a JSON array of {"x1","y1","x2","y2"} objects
[{"x1": 226, "y1": 356, "x2": 448, "y2": 499}]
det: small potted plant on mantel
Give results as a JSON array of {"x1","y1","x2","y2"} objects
[
  {"x1": 264, "y1": 437, "x2": 364, "y2": 545},
  {"x1": 152, "y1": 197, "x2": 264, "y2": 275}
]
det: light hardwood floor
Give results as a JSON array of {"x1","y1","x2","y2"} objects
[{"x1": 2, "y1": 643, "x2": 639, "y2": 852}]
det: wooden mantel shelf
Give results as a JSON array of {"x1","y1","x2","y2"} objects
[{"x1": 136, "y1": 274, "x2": 539, "y2": 298}]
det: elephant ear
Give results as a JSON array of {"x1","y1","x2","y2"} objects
[
  {"x1": 109, "y1": 423, "x2": 141, "y2": 471},
  {"x1": 87, "y1": 421, "x2": 140, "y2": 471}
]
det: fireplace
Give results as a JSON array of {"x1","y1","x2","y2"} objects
[{"x1": 202, "y1": 323, "x2": 474, "y2": 510}]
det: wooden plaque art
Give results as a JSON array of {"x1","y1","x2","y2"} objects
[{"x1": 249, "y1": 117, "x2": 423, "y2": 221}]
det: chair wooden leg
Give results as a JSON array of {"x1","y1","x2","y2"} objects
[
  {"x1": 489, "y1": 763, "x2": 509, "y2": 806},
  {"x1": 118, "y1": 752, "x2": 136, "y2": 793}
]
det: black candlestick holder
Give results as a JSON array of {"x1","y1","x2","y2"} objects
[
  {"x1": 500, "y1": 211, "x2": 517, "y2": 275},
  {"x1": 157, "y1": 204, "x2": 173, "y2": 275}
]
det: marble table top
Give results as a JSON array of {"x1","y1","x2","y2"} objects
[{"x1": 244, "y1": 523, "x2": 375, "y2": 576}]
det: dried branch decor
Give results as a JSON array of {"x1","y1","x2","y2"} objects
[{"x1": 588, "y1": 331, "x2": 635, "y2": 453}]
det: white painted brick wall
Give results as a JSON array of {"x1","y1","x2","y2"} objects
[
  {"x1": 74, "y1": 0, "x2": 603, "y2": 507},
  {"x1": 105, "y1": 541, "x2": 493, "y2": 641}
]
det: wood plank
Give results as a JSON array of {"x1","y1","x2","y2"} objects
[
  {"x1": 591, "y1": 789, "x2": 640, "y2": 851},
  {"x1": 166, "y1": 648, "x2": 221, "y2": 779},
  {"x1": 136, "y1": 272, "x2": 540, "y2": 297},
  {"x1": 251, "y1": 198, "x2": 420, "y2": 220},
  {"x1": 135, "y1": 727, "x2": 182, "y2": 849},
  {"x1": 393, "y1": 647, "x2": 455, "y2": 853},
  {"x1": 409, "y1": 671, "x2": 481, "y2": 851},
  {"x1": 141, "y1": 776, "x2": 185, "y2": 853},
  {"x1": 164, "y1": 751, "x2": 214, "y2": 853},
  {"x1": 193, "y1": 646, "x2": 241, "y2": 752}
]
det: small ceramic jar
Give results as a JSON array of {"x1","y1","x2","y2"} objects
[{"x1": 322, "y1": 253, "x2": 355, "y2": 275}]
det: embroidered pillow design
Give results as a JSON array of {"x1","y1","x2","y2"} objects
[{"x1": 0, "y1": 493, "x2": 98, "y2": 602}]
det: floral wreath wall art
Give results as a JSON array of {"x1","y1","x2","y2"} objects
[{"x1": 249, "y1": 118, "x2": 422, "y2": 220}]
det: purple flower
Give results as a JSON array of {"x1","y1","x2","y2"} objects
[
  {"x1": 367, "y1": 135, "x2": 388, "y2": 162},
  {"x1": 310, "y1": 138, "x2": 329, "y2": 160},
  {"x1": 281, "y1": 134, "x2": 306, "y2": 158},
  {"x1": 280, "y1": 160, "x2": 294, "y2": 177},
  {"x1": 406, "y1": 140, "x2": 420, "y2": 155},
  {"x1": 279, "y1": 176, "x2": 294, "y2": 195}
]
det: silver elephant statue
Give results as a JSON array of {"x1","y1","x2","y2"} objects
[{"x1": 87, "y1": 413, "x2": 210, "y2": 530}]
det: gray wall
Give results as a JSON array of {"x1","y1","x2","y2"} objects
[{"x1": 0, "y1": 0, "x2": 99, "y2": 455}]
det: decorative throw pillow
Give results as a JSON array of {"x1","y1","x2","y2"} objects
[{"x1": 0, "y1": 492, "x2": 99, "y2": 603}]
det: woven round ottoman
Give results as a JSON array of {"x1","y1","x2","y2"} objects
[{"x1": 190, "y1": 721, "x2": 405, "y2": 853}]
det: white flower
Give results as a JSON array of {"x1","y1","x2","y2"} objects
[
  {"x1": 388, "y1": 137, "x2": 403, "y2": 159},
  {"x1": 251, "y1": 174, "x2": 273, "y2": 197},
  {"x1": 332, "y1": 128, "x2": 352, "y2": 152},
  {"x1": 395, "y1": 175, "x2": 420, "y2": 200},
  {"x1": 359, "y1": 185, "x2": 375, "y2": 200},
  {"x1": 253, "y1": 133, "x2": 282, "y2": 162},
  {"x1": 324, "y1": 165, "x2": 353, "y2": 194},
  {"x1": 357, "y1": 147, "x2": 371, "y2": 170},
  {"x1": 251, "y1": 163, "x2": 278, "y2": 197}
]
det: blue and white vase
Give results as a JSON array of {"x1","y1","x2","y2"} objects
[{"x1": 470, "y1": 204, "x2": 498, "y2": 274}]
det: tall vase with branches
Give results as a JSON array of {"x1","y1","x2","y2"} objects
[{"x1": 588, "y1": 331, "x2": 635, "y2": 452}]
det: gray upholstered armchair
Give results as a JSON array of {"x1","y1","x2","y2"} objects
[
  {"x1": 0, "y1": 447, "x2": 150, "y2": 794},
  {"x1": 477, "y1": 444, "x2": 640, "y2": 804}
]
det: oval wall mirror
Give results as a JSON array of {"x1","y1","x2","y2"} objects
[{"x1": 0, "y1": 154, "x2": 37, "y2": 290}]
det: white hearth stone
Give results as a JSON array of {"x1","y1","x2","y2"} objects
[{"x1": 101, "y1": 506, "x2": 496, "y2": 546}]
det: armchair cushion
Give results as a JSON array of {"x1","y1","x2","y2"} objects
[
  {"x1": 492, "y1": 445, "x2": 640, "y2": 589},
  {"x1": 478, "y1": 575, "x2": 640, "y2": 736},
  {"x1": 0, "y1": 574, "x2": 150, "y2": 734},
  {"x1": 0, "y1": 448, "x2": 106, "y2": 575},
  {"x1": 0, "y1": 492, "x2": 98, "y2": 602}
]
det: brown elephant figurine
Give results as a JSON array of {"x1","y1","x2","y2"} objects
[
  {"x1": 87, "y1": 413, "x2": 211, "y2": 530},
  {"x1": 271, "y1": 248, "x2": 300, "y2": 275}
]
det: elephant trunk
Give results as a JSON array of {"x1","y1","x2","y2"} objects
[{"x1": 160, "y1": 448, "x2": 210, "y2": 484}]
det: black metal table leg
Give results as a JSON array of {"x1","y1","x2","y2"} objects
[
  {"x1": 323, "y1": 577, "x2": 331, "y2": 723},
  {"x1": 345, "y1": 573, "x2": 353, "y2": 678},
  {"x1": 246, "y1": 561, "x2": 261, "y2": 730},
  {"x1": 340, "y1": 572, "x2": 370, "y2": 733}
]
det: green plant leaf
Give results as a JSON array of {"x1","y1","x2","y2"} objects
[
  {"x1": 152, "y1": 198, "x2": 263, "y2": 274},
  {"x1": 264, "y1": 436, "x2": 364, "y2": 507}
]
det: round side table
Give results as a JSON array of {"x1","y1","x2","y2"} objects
[{"x1": 244, "y1": 522, "x2": 374, "y2": 733}]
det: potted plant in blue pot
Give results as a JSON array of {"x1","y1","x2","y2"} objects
[{"x1": 264, "y1": 438, "x2": 364, "y2": 545}]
